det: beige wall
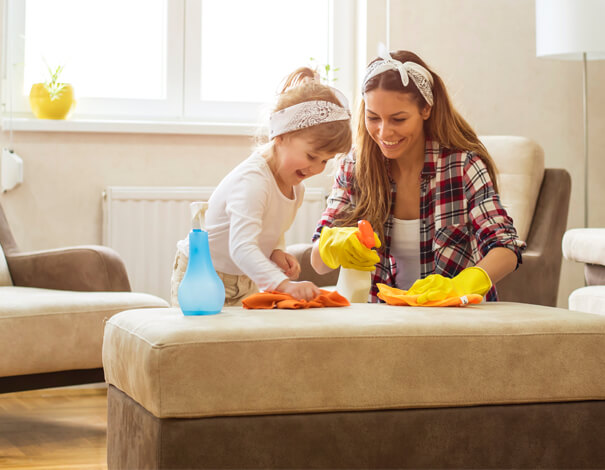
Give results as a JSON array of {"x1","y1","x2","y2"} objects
[
  {"x1": 0, "y1": 132, "x2": 254, "y2": 248},
  {"x1": 2, "y1": 0, "x2": 603, "y2": 307}
]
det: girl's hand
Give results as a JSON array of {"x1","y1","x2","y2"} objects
[
  {"x1": 270, "y1": 249, "x2": 301, "y2": 280},
  {"x1": 276, "y1": 280, "x2": 321, "y2": 301}
]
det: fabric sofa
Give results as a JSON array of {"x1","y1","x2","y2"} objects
[
  {"x1": 563, "y1": 228, "x2": 605, "y2": 315},
  {"x1": 0, "y1": 202, "x2": 168, "y2": 393}
]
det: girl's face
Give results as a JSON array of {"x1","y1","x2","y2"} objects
[
  {"x1": 273, "y1": 134, "x2": 334, "y2": 187},
  {"x1": 364, "y1": 88, "x2": 431, "y2": 161}
]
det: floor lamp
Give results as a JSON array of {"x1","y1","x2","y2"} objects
[{"x1": 536, "y1": 0, "x2": 605, "y2": 228}]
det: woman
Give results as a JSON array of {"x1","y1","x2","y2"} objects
[{"x1": 310, "y1": 50, "x2": 525, "y2": 303}]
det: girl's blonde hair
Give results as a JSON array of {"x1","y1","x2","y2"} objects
[
  {"x1": 338, "y1": 51, "x2": 498, "y2": 244},
  {"x1": 261, "y1": 67, "x2": 352, "y2": 158}
]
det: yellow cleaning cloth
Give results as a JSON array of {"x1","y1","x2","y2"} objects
[{"x1": 376, "y1": 283, "x2": 483, "y2": 307}]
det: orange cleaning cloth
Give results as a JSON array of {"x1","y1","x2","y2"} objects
[
  {"x1": 242, "y1": 289, "x2": 350, "y2": 309},
  {"x1": 376, "y1": 283, "x2": 483, "y2": 307}
]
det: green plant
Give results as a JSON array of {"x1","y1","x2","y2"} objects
[
  {"x1": 309, "y1": 57, "x2": 339, "y2": 84},
  {"x1": 44, "y1": 64, "x2": 67, "y2": 101}
]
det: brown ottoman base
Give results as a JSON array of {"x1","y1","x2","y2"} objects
[{"x1": 107, "y1": 385, "x2": 605, "y2": 469}]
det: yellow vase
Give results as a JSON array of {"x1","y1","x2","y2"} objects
[{"x1": 29, "y1": 83, "x2": 75, "y2": 119}]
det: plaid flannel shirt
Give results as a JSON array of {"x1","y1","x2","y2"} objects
[{"x1": 312, "y1": 140, "x2": 526, "y2": 302}]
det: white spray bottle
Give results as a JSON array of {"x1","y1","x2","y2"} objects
[{"x1": 336, "y1": 220, "x2": 376, "y2": 303}]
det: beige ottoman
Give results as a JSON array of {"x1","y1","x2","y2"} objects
[{"x1": 103, "y1": 303, "x2": 605, "y2": 469}]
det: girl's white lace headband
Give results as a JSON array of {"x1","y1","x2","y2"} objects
[
  {"x1": 362, "y1": 51, "x2": 434, "y2": 106},
  {"x1": 269, "y1": 87, "x2": 351, "y2": 139}
]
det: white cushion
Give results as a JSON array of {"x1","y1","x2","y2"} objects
[
  {"x1": 562, "y1": 229, "x2": 605, "y2": 266},
  {"x1": 480, "y1": 136, "x2": 545, "y2": 242},
  {"x1": 569, "y1": 286, "x2": 605, "y2": 315},
  {"x1": 0, "y1": 245, "x2": 12, "y2": 286},
  {"x1": 0, "y1": 286, "x2": 168, "y2": 377}
]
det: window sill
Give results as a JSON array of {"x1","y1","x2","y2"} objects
[{"x1": 0, "y1": 116, "x2": 259, "y2": 136}]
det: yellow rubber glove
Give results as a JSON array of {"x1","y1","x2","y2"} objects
[
  {"x1": 318, "y1": 226, "x2": 381, "y2": 271},
  {"x1": 406, "y1": 266, "x2": 492, "y2": 304}
]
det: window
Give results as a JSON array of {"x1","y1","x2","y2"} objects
[{"x1": 2, "y1": 0, "x2": 355, "y2": 125}]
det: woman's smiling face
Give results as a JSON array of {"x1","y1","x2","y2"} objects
[{"x1": 364, "y1": 88, "x2": 431, "y2": 161}]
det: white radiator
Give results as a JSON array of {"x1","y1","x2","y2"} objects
[{"x1": 102, "y1": 186, "x2": 326, "y2": 302}]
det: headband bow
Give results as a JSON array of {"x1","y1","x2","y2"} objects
[{"x1": 362, "y1": 50, "x2": 434, "y2": 106}]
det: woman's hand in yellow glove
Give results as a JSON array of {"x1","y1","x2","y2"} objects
[
  {"x1": 406, "y1": 266, "x2": 492, "y2": 304},
  {"x1": 318, "y1": 226, "x2": 381, "y2": 271}
]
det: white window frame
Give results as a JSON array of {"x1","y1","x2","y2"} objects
[
  {"x1": 1, "y1": 0, "x2": 356, "y2": 132},
  {"x1": 184, "y1": 0, "x2": 355, "y2": 124},
  {"x1": 3, "y1": 0, "x2": 184, "y2": 120}
]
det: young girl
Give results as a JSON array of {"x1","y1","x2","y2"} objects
[
  {"x1": 171, "y1": 67, "x2": 352, "y2": 306},
  {"x1": 310, "y1": 50, "x2": 525, "y2": 303}
]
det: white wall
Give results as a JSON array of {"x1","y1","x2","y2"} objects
[{"x1": 2, "y1": 0, "x2": 603, "y2": 307}]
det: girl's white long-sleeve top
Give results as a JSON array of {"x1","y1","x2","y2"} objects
[{"x1": 179, "y1": 152, "x2": 304, "y2": 291}]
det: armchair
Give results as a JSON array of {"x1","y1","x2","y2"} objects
[
  {"x1": 0, "y1": 202, "x2": 168, "y2": 393},
  {"x1": 562, "y1": 228, "x2": 605, "y2": 315},
  {"x1": 290, "y1": 136, "x2": 571, "y2": 307},
  {"x1": 490, "y1": 135, "x2": 571, "y2": 306}
]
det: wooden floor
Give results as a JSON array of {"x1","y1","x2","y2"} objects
[{"x1": 0, "y1": 384, "x2": 108, "y2": 469}]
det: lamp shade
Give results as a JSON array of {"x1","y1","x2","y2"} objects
[{"x1": 536, "y1": 0, "x2": 605, "y2": 60}]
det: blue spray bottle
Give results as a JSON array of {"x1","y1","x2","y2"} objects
[{"x1": 178, "y1": 202, "x2": 225, "y2": 315}]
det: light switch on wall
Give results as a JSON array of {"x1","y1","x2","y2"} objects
[{"x1": 1, "y1": 148, "x2": 24, "y2": 192}]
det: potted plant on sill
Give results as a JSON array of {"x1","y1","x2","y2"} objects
[{"x1": 29, "y1": 65, "x2": 75, "y2": 120}]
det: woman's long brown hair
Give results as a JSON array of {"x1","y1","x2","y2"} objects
[{"x1": 338, "y1": 51, "x2": 498, "y2": 244}]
